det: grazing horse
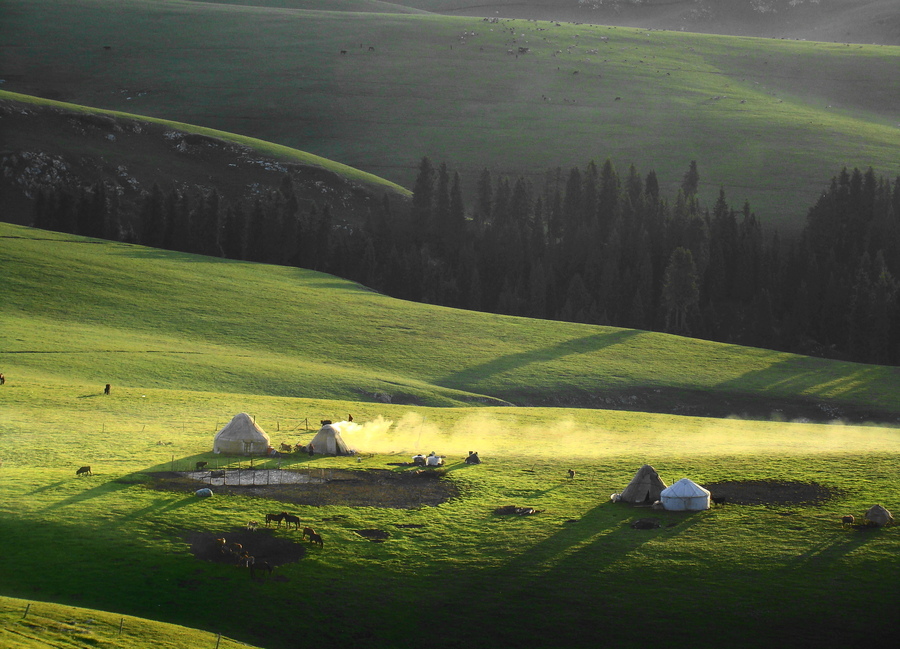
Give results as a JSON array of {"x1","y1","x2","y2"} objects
[
  {"x1": 250, "y1": 560, "x2": 272, "y2": 579},
  {"x1": 307, "y1": 532, "x2": 324, "y2": 548},
  {"x1": 301, "y1": 527, "x2": 316, "y2": 541},
  {"x1": 195, "y1": 461, "x2": 208, "y2": 471},
  {"x1": 282, "y1": 513, "x2": 301, "y2": 529},
  {"x1": 76, "y1": 465, "x2": 92, "y2": 476},
  {"x1": 265, "y1": 512, "x2": 285, "y2": 527},
  {"x1": 841, "y1": 514, "x2": 855, "y2": 527}
]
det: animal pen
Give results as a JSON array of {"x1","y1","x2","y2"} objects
[{"x1": 186, "y1": 467, "x2": 332, "y2": 487}]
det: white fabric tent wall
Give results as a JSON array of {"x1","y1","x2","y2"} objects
[
  {"x1": 308, "y1": 423, "x2": 352, "y2": 455},
  {"x1": 660, "y1": 478, "x2": 711, "y2": 511},
  {"x1": 213, "y1": 412, "x2": 270, "y2": 455}
]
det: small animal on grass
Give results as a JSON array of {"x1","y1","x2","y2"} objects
[
  {"x1": 265, "y1": 512, "x2": 285, "y2": 527},
  {"x1": 104, "y1": 383, "x2": 111, "y2": 395},
  {"x1": 246, "y1": 520, "x2": 259, "y2": 532},
  {"x1": 307, "y1": 532, "x2": 324, "y2": 548},
  {"x1": 841, "y1": 514, "x2": 855, "y2": 527},
  {"x1": 282, "y1": 513, "x2": 301, "y2": 529},
  {"x1": 250, "y1": 560, "x2": 272, "y2": 579},
  {"x1": 301, "y1": 527, "x2": 316, "y2": 541},
  {"x1": 711, "y1": 496, "x2": 727, "y2": 507},
  {"x1": 195, "y1": 461, "x2": 208, "y2": 471},
  {"x1": 280, "y1": 443, "x2": 293, "y2": 453},
  {"x1": 567, "y1": 469, "x2": 576, "y2": 479},
  {"x1": 76, "y1": 465, "x2": 92, "y2": 476}
]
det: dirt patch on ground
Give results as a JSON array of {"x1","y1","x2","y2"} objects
[
  {"x1": 702, "y1": 480, "x2": 839, "y2": 506},
  {"x1": 187, "y1": 528, "x2": 306, "y2": 570},
  {"x1": 149, "y1": 468, "x2": 458, "y2": 509}
]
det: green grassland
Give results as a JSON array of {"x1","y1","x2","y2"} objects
[
  {"x1": 3, "y1": 0, "x2": 899, "y2": 230},
  {"x1": 4, "y1": 222, "x2": 900, "y2": 417},
  {"x1": 1, "y1": 595, "x2": 262, "y2": 649},
  {"x1": 2, "y1": 223, "x2": 900, "y2": 647},
  {"x1": 0, "y1": 89, "x2": 409, "y2": 200}
]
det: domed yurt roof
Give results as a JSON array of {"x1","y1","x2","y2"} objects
[{"x1": 213, "y1": 413, "x2": 270, "y2": 455}]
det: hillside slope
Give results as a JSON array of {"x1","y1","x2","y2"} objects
[
  {"x1": 3, "y1": 0, "x2": 898, "y2": 231},
  {"x1": 395, "y1": 0, "x2": 900, "y2": 45},
  {"x1": 2, "y1": 222, "x2": 899, "y2": 422},
  {"x1": 0, "y1": 91, "x2": 410, "y2": 227}
]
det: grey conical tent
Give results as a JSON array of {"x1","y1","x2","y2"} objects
[
  {"x1": 618, "y1": 464, "x2": 668, "y2": 504},
  {"x1": 212, "y1": 413, "x2": 270, "y2": 455},
  {"x1": 308, "y1": 423, "x2": 352, "y2": 455}
]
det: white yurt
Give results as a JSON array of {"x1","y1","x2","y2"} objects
[
  {"x1": 212, "y1": 413, "x2": 270, "y2": 455},
  {"x1": 659, "y1": 478, "x2": 711, "y2": 511},
  {"x1": 308, "y1": 422, "x2": 353, "y2": 455}
]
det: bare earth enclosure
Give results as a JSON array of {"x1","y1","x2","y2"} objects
[{"x1": 150, "y1": 467, "x2": 458, "y2": 509}]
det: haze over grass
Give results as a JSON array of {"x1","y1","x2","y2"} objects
[
  {"x1": 3, "y1": 0, "x2": 898, "y2": 230},
  {"x1": 2, "y1": 220, "x2": 900, "y2": 648}
]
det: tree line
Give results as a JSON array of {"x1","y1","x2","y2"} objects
[{"x1": 26, "y1": 159, "x2": 900, "y2": 365}]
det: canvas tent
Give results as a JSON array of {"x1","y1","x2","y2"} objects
[
  {"x1": 618, "y1": 465, "x2": 668, "y2": 504},
  {"x1": 213, "y1": 412, "x2": 270, "y2": 455},
  {"x1": 660, "y1": 478, "x2": 711, "y2": 511},
  {"x1": 308, "y1": 422, "x2": 353, "y2": 455}
]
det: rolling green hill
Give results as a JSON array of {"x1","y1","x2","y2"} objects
[
  {"x1": 3, "y1": 0, "x2": 898, "y2": 231},
  {"x1": 1, "y1": 223, "x2": 899, "y2": 649},
  {"x1": 393, "y1": 0, "x2": 900, "y2": 45},
  {"x1": 3, "y1": 221, "x2": 899, "y2": 421},
  {"x1": 0, "y1": 90, "x2": 410, "y2": 227}
]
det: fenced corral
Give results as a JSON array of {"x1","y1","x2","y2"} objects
[
  {"x1": 184, "y1": 467, "x2": 332, "y2": 487},
  {"x1": 1, "y1": 598, "x2": 245, "y2": 649}
]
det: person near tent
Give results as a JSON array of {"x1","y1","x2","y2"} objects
[
  {"x1": 307, "y1": 443, "x2": 315, "y2": 456},
  {"x1": 412, "y1": 453, "x2": 425, "y2": 466},
  {"x1": 426, "y1": 452, "x2": 443, "y2": 467}
]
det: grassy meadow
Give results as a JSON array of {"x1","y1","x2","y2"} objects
[
  {"x1": 2, "y1": 223, "x2": 900, "y2": 647},
  {"x1": 3, "y1": 0, "x2": 899, "y2": 229}
]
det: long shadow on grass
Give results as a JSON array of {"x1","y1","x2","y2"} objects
[
  {"x1": 113, "y1": 493, "x2": 208, "y2": 528},
  {"x1": 788, "y1": 525, "x2": 877, "y2": 566},
  {"x1": 418, "y1": 502, "x2": 707, "y2": 646},
  {"x1": 715, "y1": 356, "x2": 900, "y2": 421},
  {"x1": 439, "y1": 329, "x2": 643, "y2": 389},
  {"x1": 42, "y1": 479, "x2": 134, "y2": 510}
]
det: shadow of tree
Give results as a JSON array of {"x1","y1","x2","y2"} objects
[{"x1": 440, "y1": 329, "x2": 643, "y2": 389}]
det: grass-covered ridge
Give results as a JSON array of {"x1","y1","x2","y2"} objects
[
  {"x1": 3, "y1": 221, "x2": 900, "y2": 420},
  {"x1": 0, "y1": 89, "x2": 410, "y2": 199},
  {"x1": 3, "y1": 0, "x2": 898, "y2": 229},
  {"x1": 2, "y1": 222, "x2": 899, "y2": 648}
]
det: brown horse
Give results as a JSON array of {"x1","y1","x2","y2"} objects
[
  {"x1": 76, "y1": 465, "x2": 92, "y2": 476},
  {"x1": 282, "y1": 513, "x2": 301, "y2": 529},
  {"x1": 265, "y1": 512, "x2": 285, "y2": 527},
  {"x1": 301, "y1": 526, "x2": 316, "y2": 541},
  {"x1": 308, "y1": 532, "x2": 324, "y2": 548}
]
